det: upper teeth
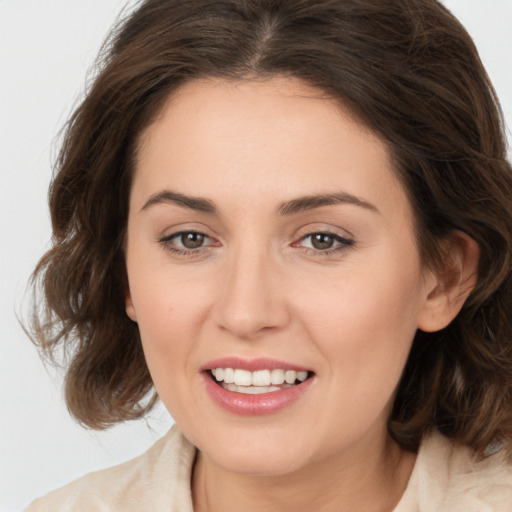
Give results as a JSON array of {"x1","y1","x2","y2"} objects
[{"x1": 211, "y1": 368, "x2": 308, "y2": 386}]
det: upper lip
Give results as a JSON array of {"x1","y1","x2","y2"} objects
[{"x1": 201, "y1": 357, "x2": 312, "y2": 373}]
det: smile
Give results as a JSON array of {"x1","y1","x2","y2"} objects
[
  {"x1": 201, "y1": 360, "x2": 315, "y2": 415},
  {"x1": 211, "y1": 368, "x2": 309, "y2": 394}
]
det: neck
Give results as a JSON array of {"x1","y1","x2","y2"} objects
[{"x1": 192, "y1": 430, "x2": 416, "y2": 512}]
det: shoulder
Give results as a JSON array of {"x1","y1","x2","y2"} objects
[
  {"x1": 404, "y1": 430, "x2": 512, "y2": 511},
  {"x1": 24, "y1": 425, "x2": 196, "y2": 512}
]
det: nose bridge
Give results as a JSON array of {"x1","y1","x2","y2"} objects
[{"x1": 214, "y1": 238, "x2": 289, "y2": 339}]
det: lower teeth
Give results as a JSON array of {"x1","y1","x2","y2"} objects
[{"x1": 221, "y1": 383, "x2": 294, "y2": 394}]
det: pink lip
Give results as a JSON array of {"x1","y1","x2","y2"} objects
[
  {"x1": 201, "y1": 357, "x2": 311, "y2": 372},
  {"x1": 200, "y1": 357, "x2": 315, "y2": 416}
]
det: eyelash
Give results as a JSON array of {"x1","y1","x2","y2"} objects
[
  {"x1": 294, "y1": 232, "x2": 355, "y2": 256},
  {"x1": 159, "y1": 230, "x2": 355, "y2": 257},
  {"x1": 159, "y1": 231, "x2": 216, "y2": 257}
]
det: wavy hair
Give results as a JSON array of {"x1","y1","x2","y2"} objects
[{"x1": 29, "y1": 0, "x2": 512, "y2": 457}]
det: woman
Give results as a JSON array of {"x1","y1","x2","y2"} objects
[{"x1": 25, "y1": 0, "x2": 512, "y2": 510}]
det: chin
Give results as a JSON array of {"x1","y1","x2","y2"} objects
[
  {"x1": 212, "y1": 449, "x2": 308, "y2": 477},
  {"x1": 168, "y1": 410, "x2": 306, "y2": 475}
]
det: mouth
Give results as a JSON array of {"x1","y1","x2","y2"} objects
[
  {"x1": 201, "y1": 359, "x2": 315, "y2": 415},
  {"x1": 206, "y1": 367, "x2": 314, "y2": 395}
]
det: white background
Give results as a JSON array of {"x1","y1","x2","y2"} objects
[{"x1": 0, "y1": 1, "x2": 511, "y2": 510}]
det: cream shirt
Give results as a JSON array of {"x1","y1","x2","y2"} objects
[{"x1": 25, "y1": 426, "x2": 512, "y2": 511}]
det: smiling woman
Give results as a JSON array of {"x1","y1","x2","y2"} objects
[
  {"x1": 24, "y1": 1, "x2": 512, "y2": 511},
  {"x1": 126, "y1": 79, "x2": 435, "y2": 486}
]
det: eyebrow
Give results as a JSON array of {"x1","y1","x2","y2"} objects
[
  {"x1": 141, "y1": 189, "x2": 379, "y2": 216},
  {"x1": 277, "y1": 192, "x2": 380, "y2": 216},
  {"x1": 141, "y1": 190, "x2": 217, "y2": 214}
]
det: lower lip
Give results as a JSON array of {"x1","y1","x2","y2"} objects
[{"x1": 202, "y1": 372, "x2": 314, "y2": 415}]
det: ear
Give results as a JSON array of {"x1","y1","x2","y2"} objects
[
  {"x1": 125, "y1": 291, "x2": 138, "y2": 322},
  {"x1": 418, "y1": 231, "x2": 480, "y2": 333}
]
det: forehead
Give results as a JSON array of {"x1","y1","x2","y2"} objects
[
  {"x1": 138, "y1": 77, "x2": 379, "y2": 160},
  {"x1": 132, "y1": 77, "x2": 411, "y2": 223}
]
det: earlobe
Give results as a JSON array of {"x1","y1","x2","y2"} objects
[
  {"x1": 125, "y1": 293, "x2": 138, "y2": 322},
  {"x1": 418, "y1": 231, "x2": 480, "y2": 333}
]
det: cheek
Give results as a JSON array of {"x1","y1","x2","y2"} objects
[
  {"x1": 129, "y1": 281, "x2": 204, "y2": 422},
  {"x1": 125, "y1": 255, "x2": 204, "y2": 377},
  {"x1": 127, "y1": 243, "x2": 212, "y2": 332},
  {"x1": 290, "y1": 268, "x2": 422, "y2": 444},
  {"x1": 297, "y1": 260, "x2": 423, "y2": 339},
  {"x1": 294, "y1": 256, "x2": 424, "y2": 387},
  {"x1": 132, "y1": 281, "x2": 205, "y2": 358},
  {"x1": 126, "y1": 260, "x2": 226, "y2": 413}
]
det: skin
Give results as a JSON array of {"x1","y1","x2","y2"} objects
[{"x1": 125, "y1": 77, "x2": 475, "y2": 512}]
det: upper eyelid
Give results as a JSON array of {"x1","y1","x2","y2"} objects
[
  {"x1": 161, "y1": 230, "x2": 216, "y2": 244},
  {"x1": 159, "y1": 231, "x2": 353, "y2": 258},
  {"x1": 159, "y1": 225, "x2": 217, "y2": 240},
  {"x1": 158, "y1": 231, "x2": 217, "y2": 256},
  {"x1": 157, "y1": 223, "x2": 355, "y2": 246},
  {"x1": 293, "y1": 224, "x2": 354, "y2": 241},
  {"x1": 161, "y1": 229, "x2": 207, "y2": 240},
  {"x1": 299, "y1": 232, "x2": 350, "y2": 242},
  {"x1": 158, "y1": 227, "x2": 353, "y2": 241},
  {"x1": 294, "y1": 232, "x2": 354, "y2": 248}
]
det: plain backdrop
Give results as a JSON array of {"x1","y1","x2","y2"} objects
[{"x1": 1, "y1": 1, "x2": 511, "y2": 511}]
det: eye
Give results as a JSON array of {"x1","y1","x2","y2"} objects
[
  {"x1": 159, "y1": 230, "x2": 215, "y2": 254},
  {"x1": 308, "y1": 233, "x2": 337, "y2": 250},
  {"x1": 175, "y1": 232, "x2": 207, "y2": 249},
  {"x1": 295, "y1": 232, "x2": 354, "y2": 253}
]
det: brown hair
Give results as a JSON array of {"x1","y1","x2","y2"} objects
[{"x1": 29, "y1": 0, "x2": 512, "y2": 457}]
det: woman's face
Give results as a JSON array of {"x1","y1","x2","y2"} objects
[{"x1": 125, "y1": 77, "x2": 438, "y2": 475}]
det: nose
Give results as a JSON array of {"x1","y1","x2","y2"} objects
[{"x1": 213, "y1": 246, "x2": 291, "y2": 340}]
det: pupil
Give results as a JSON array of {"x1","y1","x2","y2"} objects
[
  {"x1": 182, "y1": 232, "x2": 204, "y2": 249},
  {"x1": 312, "y1": 233, "x2": 334, "y2": 250}
]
